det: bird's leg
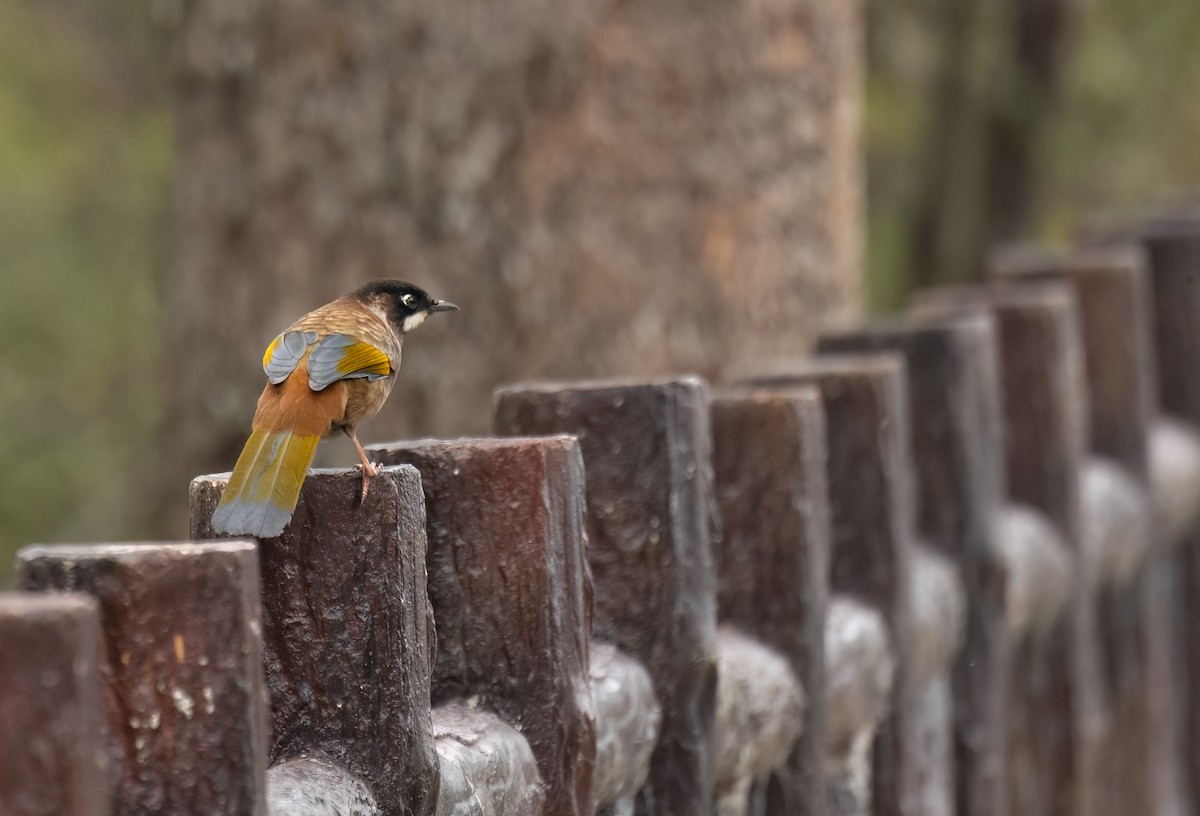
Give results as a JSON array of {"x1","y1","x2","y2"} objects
[{"x1": 344, "y1": 426, "x2": 379, "y2": 500}]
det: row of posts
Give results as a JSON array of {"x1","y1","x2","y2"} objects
[{"x1": 5, "y1": 218, "x2": 1200, "y2": 816}]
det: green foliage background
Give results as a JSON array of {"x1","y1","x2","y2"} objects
[
  {"x1": 868, "y1": 0, "x2": 1200, "y2": 308},
  {"x1": 1, "y1": 0, "x2": 1198, "y2": 582},
  {"x1": 0, "y1": 1, "x2": 170, "y2": 582}
]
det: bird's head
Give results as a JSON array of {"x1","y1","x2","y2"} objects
[{"x1": 353, "y1": 279, "x2": 459, "y2": 335}]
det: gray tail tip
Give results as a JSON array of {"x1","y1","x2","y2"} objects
[{"x1": 210, "y1": 501, "x2": 292, "y2": 539}]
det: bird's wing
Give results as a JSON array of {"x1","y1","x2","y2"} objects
[
  {"x1": 306, "y1": 333, "x2": 394, "y2": 392},
  {"x1": 262, "y1": 330, "x2": 319, "y2": 385}
]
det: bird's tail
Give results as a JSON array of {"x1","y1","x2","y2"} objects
[{"x1": 210, "y1": 426, "x2": 320, "y2": 538}]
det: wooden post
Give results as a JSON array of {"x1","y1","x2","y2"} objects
[
  {"x1": 17, "y1": 541, "x2": 269, "y2": 816},
  {"x1": 1135, "y1": 219, "x2": 1200, "y2": 816},
  {"x1": 708, "y1": 387, "x2": 830, "y2": 816},
  {"x1": 990, "y1": 246, "x2": 1154, "y2": 477},
  {"x1": 366, "y1": 436, "x2": 596, "y2": 816},
  {"x1": 818, "y1": 312, "x2": 1009, "y2": 816},
  {"x1": 0, "y1": 593, "x2": 109, "y2": 816},
  {"x1": 735, "y1": 356, "x2": 926, "y2": 816},
  {"x1": 913, "y1": 281, "x2": 1095, "y2": 816},
  {"x1": 992, "y1": 245, "x2": 1178, "y2": 816},
  {"x1": 190, "y1": 467, "x2": 439, "y2": 816},
  {"x1": 494, "y1": 378, "x2": 718, "y2": 816}
]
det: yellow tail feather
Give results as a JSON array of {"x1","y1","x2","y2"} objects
[{"x1": 210, "y1": 428, "x2": 320, "y2": 538}]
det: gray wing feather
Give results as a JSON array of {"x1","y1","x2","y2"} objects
[
  {"x1": 263, "y1": 330, "x2": 317, "y2": 385},
  {"x1": 306, "y1": 333, "x2": 391, "y2": 392}
]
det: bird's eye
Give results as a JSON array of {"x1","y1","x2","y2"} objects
[{"x1": 401, "y1": 294, "x2": 418, "y2": 309}]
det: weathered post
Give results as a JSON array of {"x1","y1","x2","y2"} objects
[
  {"x1": 818, "y1": 312, "x2": 1009, "y2": 816},
  {"x1": 493, "y1": 378, "x2": 719, "y2": 816},
  {"x1": 1132, "y1": 219, "x2": 1200, "y2": 816},
  {"x1": 366, "y1": 436, "x2": 597, "y2": 816},
  {"x1": 991, "y1": 245, "x2": 1178, "y2": 816},
  {"x1": 708, "y1": 387, "x2": 830, "y2": 816},
  {"x1": 736, "y1": 355, "x2": 963, "y2": 816},
  {"x1": 190, "y1": 468, "x2": 439, "y2": 816},
  {"x1": 0, "y1": 593, "x2": 110, "y2": 816},
  {"x1": 17, "y1": 541, "x2": 269, "y2": 816},
  {"x1": 913, "y1": 282, "x2": 1096, "y2": 816}
]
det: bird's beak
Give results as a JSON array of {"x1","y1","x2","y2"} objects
[{"x1": 429, "y1": 299, "x2": 459, "y2": 312}]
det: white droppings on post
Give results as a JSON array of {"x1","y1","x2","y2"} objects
[{"x1": 172, "y1": 687, "x2": 196, "y2": 720}]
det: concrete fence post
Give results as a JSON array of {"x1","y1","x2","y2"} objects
[
  {"x1": 0, "y1": 593, "x2": 110, "y2": 816},
  {"x1": 992, "y1": 245, "x2": 1179, "y2": 816},
  {"x1": 818, "y1": 312, "x2": 1010, "y2": 816},
  {"x1": 494, "y1": 378, "x2": 720, "y2": 816},
  {"x1": 191, "y1": 468, "x2": 439, "y2": 816},
  {"x1": 367, "y1": 436, "x2": 598, "y2": 816},
  {"x1": 736, "y1": 356, "x2": 963, "y2": 816},
  {"x1": 913, "y1": 282, "x2": 1096, "y2": 816},
  {"x1": 17, "y1": 541, "x2": 269, "y2": 816},
  {"x1": 709, "y1": 387, "x2": 831, "y2": 816}
]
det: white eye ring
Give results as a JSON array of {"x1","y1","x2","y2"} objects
[{"x1": 401, "y1": 294, "x2": 418, "y2": 309}]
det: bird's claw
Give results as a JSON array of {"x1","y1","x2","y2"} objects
[{"x1": 359, "y1": 461, "x2": 379, "y2": 501}]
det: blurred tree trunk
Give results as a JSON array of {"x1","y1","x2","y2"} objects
[
  {"x1": 905, "y1": 0, "x2": 1077, "y2": 290},
  {"x1": 980, "y1": 0, "x2": 1077, "y2": 247},
  {"x1": 161, "y1": 0, "x2": 863, "y2": 531}
]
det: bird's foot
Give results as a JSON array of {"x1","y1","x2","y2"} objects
[{"x1": 358, "y1": 461, "x2": 380, "y2": 501}]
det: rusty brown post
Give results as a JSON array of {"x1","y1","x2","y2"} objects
[
  {"x1": 913, "y1": 282, "x2": 1096, "y2": 816},
  {"x1": 366, "y1": 436, "x2": 597, "y2": 816},
  {"x1": 818, "y1": 312, "x2": 1009, "y2": 816},
  {"x1": 709, "y1": 387, "x2": 830, "y2": 816},
  {"x1": 494, "y1": 377, "x2": 719, "y2": 816},
  {"x1": 17, "y1": 541, "x2": 269, "y2": 816},
  {"x1": 0, "y1": 593, "x2": 110, "y2": 816},
  {"x1": 190, "y1": 467, "x2": 439, "y2": 816}
]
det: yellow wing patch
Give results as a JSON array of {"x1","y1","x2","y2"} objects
[
  {"x1": 306, "y1": 333, "x2": 393, "y2": 391},
  {"x1": 336, "y1": 342, "x2": 392, "y2": 377},
  {"x1": 262, "y1": 335, "x2": 281, "y2": 371}
]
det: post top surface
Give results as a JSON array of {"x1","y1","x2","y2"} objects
[
  {"x1": 18, "y1": 540, "x2": 258, "y2": 563},
  {"x1": 712, "y1": 383, "x2": 822, "y2": 407},
  {"x1": 367, "y1": 434, "x2": 579, "y2": 454},
  {"x1": 824, "y1": 310, "x2": 996, "y2": 345},
  {"x1": 913, "y1": 279, "x2": 1076, "y2": 317},
  {"x1": 0, "y1": 591, "x2": 100, "y2": 617},
  {"x1": 734, "y1": 352, "x2": 905, "y2": 385},
  {"x1": 191, "y1": 464, "x2": 419, "y2": 487},
  {"x1": 990, "y1": 243, "x2": 1146, "y2": 278},
  {"x1": 494, "y1": 374, "x2": 708, "y2": 398}
]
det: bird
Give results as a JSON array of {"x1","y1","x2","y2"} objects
[{"x1": 210, "y1": 279, "x2": 458, "y2": 538}]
